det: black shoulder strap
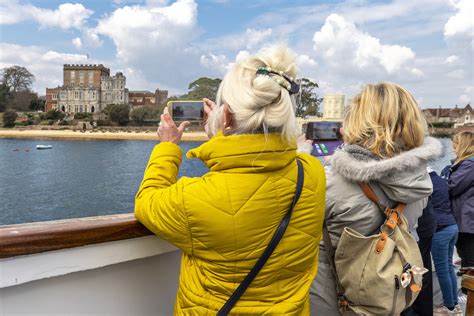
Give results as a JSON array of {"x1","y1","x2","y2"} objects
[{"x1": 217, "y1": 159, "x2": 304, "y2": 316}]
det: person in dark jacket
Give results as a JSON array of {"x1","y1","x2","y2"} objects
[
  {"x1": 449, "y1": 131, "x2": 474, "y2": 271},
  {"x1": 402, "y1": 195, "x2": 436, "y2": 316},
  {"x1": 429, "y1": 167, "x2": 462, "y2": 315}
]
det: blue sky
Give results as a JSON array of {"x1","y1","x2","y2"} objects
[{"x1": 0, "y1": 0, "x2": 472, "y2": 107}]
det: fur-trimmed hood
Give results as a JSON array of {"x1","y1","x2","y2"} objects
[{"x1": 330, "y1": 136, "x2": 442, "y2": 182}]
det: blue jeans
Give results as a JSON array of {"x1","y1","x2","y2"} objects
[{"x1": 431, "y1": 224, "x2": 459, "y2": 308}]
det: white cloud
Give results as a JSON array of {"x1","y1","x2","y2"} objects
[
  {"x1": 200, "y1": 53, "x2": 230, "y2": 73},
  {"x1": 0, "y1": 43, "x2": 89, "y2": 93},
  {"x1": 83, "y1": 28, "x2": 103, "y2": 48},
  {"x1": 445, "y1": 55, "x2": 460, "y2": 64},
  {"x1": 243, "y1": 28, "x2": 273, "y2": 50},
  {"x1": 296, "y1": 54, "x2": 317, "y2": 69},
  {"x1": 459, "y1": 94, "x2": 470, "y2": 104},
  {"x1": 410, "y1": 68, "x2": 425, "y2": 77},
  {"x1": 313, "y1": 14, "x2": 416, "y2": 74},
  {"x1": 0, "y1": 1, "x2": 93, "y2": 30},
  {"x1": 95, "y1": 0, "x2": 198, "y2": 63},
  {"x1": 235, "y1": 50, "x2": 250, "y2": 63},
  {"x1": 72, "y1": 37, "x2": 82, "y2": 49},
  {"x1": 93, "y1": 0, "x2": 218, "y2": 90},
  {"x1": 444, "y1": 0, "x2": 474, "y2": 38}
]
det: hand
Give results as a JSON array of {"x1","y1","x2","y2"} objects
[
  {"x1": 203, "y1": 98, "x2": 218, "y2": 137},
  {"x1": 297, "y1": 134, "x2": 313, "y2": 154},
  {"x1": 297, "y1": 134, "x2": 313, "y2": 145},
  {"x1": 157, "y1": 107, "x2": 190, "y2": 145}
]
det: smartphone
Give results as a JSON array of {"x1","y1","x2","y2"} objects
[
  {"x1": 305, "y1": 122, "x2": 343, "y2": 157},
  {"x1": 167, "y1": 101, "x2": 204, "y2": 121}
]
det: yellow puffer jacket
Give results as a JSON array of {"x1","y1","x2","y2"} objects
[{"x1": 135, "y1": 133, "x2": 325, "y2": 315}]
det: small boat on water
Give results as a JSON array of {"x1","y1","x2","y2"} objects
[{"x1": 36, "y1": 145, "x2": 52, "y2": 150}]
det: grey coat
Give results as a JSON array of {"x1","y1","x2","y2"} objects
[{"x1": 299, "y1": 137, "x2": 442, "y2": 315}]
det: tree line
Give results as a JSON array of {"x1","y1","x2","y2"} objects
[
  {"x1": 122, "y1": 76, "x2": 322, "y2": 125},
  {"x1": 1, "y1": 65, "x2": 322, "y2": 127}
]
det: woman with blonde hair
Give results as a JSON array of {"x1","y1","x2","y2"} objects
[
  {"x1": 135, "y1": 46, "x2": 326, "y2": 315},
  {"x1": 448, "y1": 131, "x2": 474, "y2": 272},
  {"x1": 299, "y1": 82, "x2": 442, "y2": 315}
]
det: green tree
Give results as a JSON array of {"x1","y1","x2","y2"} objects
[
  {"x1": 74, "y1": 112, "x2": 92, "y2": 120},
  {"x1": 29, "y1": 98, "x2": 45, "y2": 111},
  {"x1": 3, "y1": 109, "x2": 17, "y2": 128},
  {"x1": 184, "y1": 77, "x2": 222, "y2": 100},
  {"x1": 9, "y1": 91, "x2": 38, "y2": 111},
  {"x1": 0, "y1": 83, "x2": 10, "y2": 112},
  {"x1": 295, "y1": 78, "x2": 322, "y2": 118},
  {"x1": 104, "y1": 104, "x2": 130, "y2": 126},
  {"x1": 1, "y1": 65, "x2": 35, "y2": 92},
  {"x1": 42, "y1": 109, "x2": 65, "y2": 121},
  {"x1": 131, "y1": 106, "x2": 160, "y2": 125}
]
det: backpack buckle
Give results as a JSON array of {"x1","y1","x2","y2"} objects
[{"x1": 338, "y1": 295, "x2": 349, "y2": 311}]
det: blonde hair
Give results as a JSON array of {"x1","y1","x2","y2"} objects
[
  {"x1": 343, "y1": 82, "x2": 427, "y2": 158},
  {"x1": 453, "y1": 131, "x2": 474, "y2": 164},
  {"x1": 207, "y1": 46, "x2": 300, "y2": 144}
]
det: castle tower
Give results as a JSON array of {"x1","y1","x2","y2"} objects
[{"x1": 323, "y1": 95, "x2": 345, "y2": 120}]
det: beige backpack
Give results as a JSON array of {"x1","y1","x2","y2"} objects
[{"x1": 322, "y1": 183, "x2": 425, "y2": 315}]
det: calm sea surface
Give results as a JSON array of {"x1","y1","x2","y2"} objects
[{"x1": 0, "y1": 137, "x2": 455, "y2": 225}]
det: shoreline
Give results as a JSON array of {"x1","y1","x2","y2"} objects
[{"x1": 0, "y1": 128, "x2": 209, "y2": 141}]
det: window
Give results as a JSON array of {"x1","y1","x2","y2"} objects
[
  {"x1": 80, "y1": 71, "x2": 85, "y2": 84},
  {"x1": 74, "y1": 91, "x2": 79, "y2": 99},
  {"x1": 70, "y1": 71, "x2": 75, "y2": 81},
  {"x1": 88, "y1": 71, "x2": 94, "y2": 84},
  {"x1": 52, "y1": 94, "x2": 58, "y2": 100},
  {"x1": 92, "y1": 91, "x2": 96, "y2": 100},
  {"x1": 466, "y1": 115, "x2": 470, "y2": 122}
]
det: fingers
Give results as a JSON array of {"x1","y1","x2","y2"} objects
[
  {"x1": 161, "y1": 106, "x2": 176, "y2": 127},
  {"x1": 178, "y1": 121, "x2": 191, "y2": 133},
  {"x1": 297, "y1": 134, "x2": 308, "y2": 142},
  {"x1": 203, "y1": 98, "x2": 217, "y2": 114}
]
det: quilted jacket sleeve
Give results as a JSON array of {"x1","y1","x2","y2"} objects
[
  {"x1": 448, "y1": 161, "x2": 473, "y2": 197},
  {"x1": 134, "y1": 142, "x2": 192, "y2": 254}
]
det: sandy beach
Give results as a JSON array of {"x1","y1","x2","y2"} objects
[{"x1": 0, "y1": 128, "x2": 209, "y2": 141}]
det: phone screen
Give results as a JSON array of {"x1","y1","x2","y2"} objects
[
  {"x1": 310, "y1": 140, "x2": 343, "y2": 157},
  {"x1": 169, "y1": 101, "x2": 204, "y2": 121},
  {"x1": 305, "y1": 122, "x2": 342, "y2": 140}
]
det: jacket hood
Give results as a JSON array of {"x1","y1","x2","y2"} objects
[
  {"x1": 186, "y1": 133, "x2": 296, "y2": 173},
  {"x1": 330, "y1": 136, "x2": 442, "y2": 182}
]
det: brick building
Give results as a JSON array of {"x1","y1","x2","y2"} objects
[
  {"x1": 46, "y1": 64, "x2": 129, "y2": 114},
  {"x1": 63, "y1": 64, "x2": 109, "y2": 88},
  {"x1": 45, "y1": 88, "x2": 59, "y2": 112},
  {"x1": 422, "y1": 104, "x2": 473, "y2": 127},
  {"x1": 129, "y1": 89, "x2": 168, "y2": 108}
]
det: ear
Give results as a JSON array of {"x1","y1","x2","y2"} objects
[{"x1": 223, "y1": 103, "x2": 235, "y2": 129}]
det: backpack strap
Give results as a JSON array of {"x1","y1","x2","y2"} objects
[
  {"x1": 322, "y1": 224, "x2": 350, "y2": 311},
  {"x1": 359, "y1": 183, "x2": 407, "y2": 254},
  {"x1": 217, "y1": 159, "x2": 304, "y2": 316}
]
